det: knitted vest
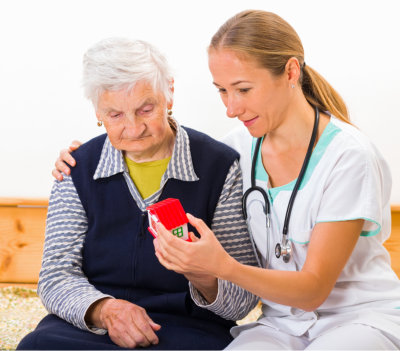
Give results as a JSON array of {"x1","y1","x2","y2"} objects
[{"x1": 70, "y1": 127, "x2": 239, "y2": 325}]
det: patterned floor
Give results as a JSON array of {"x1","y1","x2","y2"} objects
[
  {"x1": 0, "y1": 286, "x2": 261, "y2": 350},
  {"x1": 0, "y1": 287, "x2": 47, "y2": 350}
]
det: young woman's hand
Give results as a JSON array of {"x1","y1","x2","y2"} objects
[
  {"x1": 153, "y1": 213, "x2": 233, "y2": 279},
  {"x1": 52, "y1": 140, "x2": 81, "y2": 181}
]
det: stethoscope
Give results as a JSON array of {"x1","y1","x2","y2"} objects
[{"x1": 242, "y1": 106, "x2": 320, "y2": 264}]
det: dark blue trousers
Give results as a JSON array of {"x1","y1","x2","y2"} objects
[{"x1": 17, "y1": 313, "x2": 233, "y2": 350}]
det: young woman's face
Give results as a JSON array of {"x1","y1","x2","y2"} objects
[{"x1": 208, "y1": 49, "x2": 290, "y2": 138}]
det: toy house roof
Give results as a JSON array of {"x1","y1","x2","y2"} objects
[{"x1": 147, "y1": 198, "x2": 188, "y2": 230}]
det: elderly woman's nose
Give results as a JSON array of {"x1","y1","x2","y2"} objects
[{"x1": 124, "y1": 115, "x2": 145, "y2": 135}]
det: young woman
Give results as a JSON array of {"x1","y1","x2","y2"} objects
[
  {"x1": 53, "y1": 10, "x2": 400, "y2": 350},
  {"x1": 154, "y1": 10, "x2": 400, "y2": 350}
]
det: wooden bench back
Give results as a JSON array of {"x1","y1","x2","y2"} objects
[
  {"x1": 0, "y1": 198, "x2": 399, "y2": 285},
  {"x1": 386, "y1": 205, "x2": 400, "y2": 276},
  {"x1": 0, "y1": 198, "x2": 48, "y2": 284}
]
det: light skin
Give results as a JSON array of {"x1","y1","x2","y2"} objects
[
  {"x1": 52, "y1": 82, "x2": 175, "y2": 179},
  {"x1": 97, "y1": 82, "x2": 176, "y2": 163},
  {"x1": 154, "y1": 49, "x2": 364, "y2": 310},
  {"x1": 209, "y1": 49, "x2": 330, "y2": 187},
  {"x1": 52, "y1": 141, "x2": 80, "y2": 180},
  {"x1": 98, "y1": 83, "x2": 219, "y2": 302},
  {"x1": 85, "y1": 297, "x2": 161, "y2": 348},
  {"x1": 81, "y1": 81, "x2": 180, "y2": 348},
  {"x1": 52, "y1": 81, "x2": 218, "y2": 347},
  {"x1": 54, "y1": 50, "x2": 363, "y2": 312}
]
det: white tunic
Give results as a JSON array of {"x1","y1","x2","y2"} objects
[{"x1": 222, "y1": 116, "x2": 400, "y2": 341}]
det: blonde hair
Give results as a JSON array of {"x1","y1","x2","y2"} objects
[{"x1": 209, "y1": 10, "x2": 350, "y2": 123}]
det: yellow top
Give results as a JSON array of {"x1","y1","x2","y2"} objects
[{"x1": 124, "y1": 156, "x2": 171, "y2": 199}]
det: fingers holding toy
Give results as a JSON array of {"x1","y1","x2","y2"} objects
[
  {"x1": 153, "y1": 222, "x2": 190, "y2": 273},
  {"x1": 154, "y1": 213, "x2": 231, "y2": 279}
]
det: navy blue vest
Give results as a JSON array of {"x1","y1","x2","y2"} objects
[{"x1": 70, "y1": 127, "x2": 239, "y2": 327}]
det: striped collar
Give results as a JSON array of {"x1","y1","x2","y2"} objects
[{"x1": 93, "y1": 118, "x2": 199, "y2": 184}]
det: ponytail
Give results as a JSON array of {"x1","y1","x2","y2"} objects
[{"x1": 302, "y1": 65, "x2": 350, "y2": 123}]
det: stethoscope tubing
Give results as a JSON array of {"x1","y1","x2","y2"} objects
[
  {"x1": 282, "y1": 106, "x2": 320, "y2": 236},
  {"x1": 242, "y1": 105, "x2": 320, "y2": 263}
]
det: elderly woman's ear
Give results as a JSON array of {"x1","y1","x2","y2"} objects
[{"x1": 167, "y1": 78, "x2": 174, "y2": 111}]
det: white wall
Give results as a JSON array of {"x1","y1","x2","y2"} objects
[{"x1": 1, "y1": 0, "x2": 399, "y2": 202}]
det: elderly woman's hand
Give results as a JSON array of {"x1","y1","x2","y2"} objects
[
  {"x1": 86, "y1": 298, "x2": 161, "y2": 348},
  {"x1": 154, "y1": 213, "x2": 233, "y2": 280},
  {"x1": 51, "y1": 140, "x2": 81, "y2": 181}
]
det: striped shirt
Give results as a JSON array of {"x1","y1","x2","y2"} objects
[{"x1": 38, "y1": 120, "x2": 259, "y2": 334}]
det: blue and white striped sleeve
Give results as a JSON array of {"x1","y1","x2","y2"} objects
[
  {"x1": 38, "y1": 175, "x2": 112, "y2": 334},
  {"x1": 190, "y1": 159, "x2": 260, "y2": 320}
]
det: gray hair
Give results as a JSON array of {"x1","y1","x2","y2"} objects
[{"x1": 82, "y1": 37, "x2": 173, "y2": 108}]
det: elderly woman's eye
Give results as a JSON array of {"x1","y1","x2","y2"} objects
[{"x1": 141, "y1": 105, "x2": 154, "y2": 114}]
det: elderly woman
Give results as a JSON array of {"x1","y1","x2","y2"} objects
[{"x1": 17, "y1": 38, "x2": 259, "y2": 350}]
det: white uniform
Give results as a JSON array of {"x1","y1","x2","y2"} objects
[{"x1": 222, "y1": 116, "x2": 400, "y2": 349}]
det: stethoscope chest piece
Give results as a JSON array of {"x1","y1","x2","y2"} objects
[{"x1": 275, "y1": 234, "x2": 291, "y2": 263}]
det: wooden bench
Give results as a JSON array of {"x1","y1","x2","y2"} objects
[
  {"x1": 0, "y1": 198, "x2": 399, "y2": 287},
  {"x1": 0, "y1": 198, "x2": 48, "y2": 288}
]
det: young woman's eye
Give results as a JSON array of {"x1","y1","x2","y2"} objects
[
  {"x1": 239, "y1": 88, "x2": 251, "y2": 93},
  {"x1": 218, "y1": 88, "x2": 227, "y2": 94}
]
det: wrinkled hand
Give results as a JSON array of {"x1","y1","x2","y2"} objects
[
  {"x1": 52, "y1": 140, "x2": 81, "y2": 181},
  {"x1": 154, "y1": 213, "x2": 231, "y2": 279},
  {"x1": 93, "y1": 298, "x2": 161, "y2": 348}
]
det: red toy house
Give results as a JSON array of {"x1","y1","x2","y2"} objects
[{"x1": 146, "y1": 198, "x2": 190, "y2": 241}]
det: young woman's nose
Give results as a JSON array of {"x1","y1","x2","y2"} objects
[{"x1": 226, "y1": 95, "x2": 244, "y2": 118}]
